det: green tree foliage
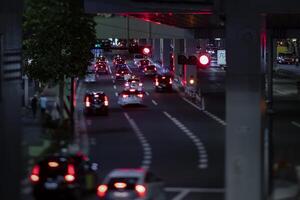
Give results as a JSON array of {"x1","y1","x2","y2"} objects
[{"x1": 23, "y1": 0, "x2": 96, "y2": 83}]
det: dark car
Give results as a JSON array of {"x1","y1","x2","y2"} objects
[
  {"x1": 95, "y1": 61, "x2": 109, "y2": 74},
  {"x1": 96, "y1": 56, "x2": 108, "y2": 63},
  {"x1": 154, "y1": 74, "x2": 173, "y2": 92},
  {"x1": 277, "y1": 53, "x2": 298, "y2": 65},
  {"x1": 84, "y1": 91, "x2": 109, "y2": 115},
  {"x1": 139, "y1": 59, "x2": 150, "y2": 69},
  {"x1": 115, "y1": 68, "x2": 130, "y2": 81},
  {"x1": 30, "y1": 153, "x2": 98, "y2": 200},
  {"x1": 143, "y1": 65, "x2": 157, "y2": 76}
]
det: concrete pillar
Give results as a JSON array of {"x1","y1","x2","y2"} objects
[
  {"x1": 225, "y1": 11, "x2": 266, "y2": 200},
  {"x1": 160, "y1": 38, "x2": 172, "y2": 68},
  {"x1": 184, "y1": 39, "x2": 199, "y2": 56},
  {"x1": 0, "y1": 0, "x2": 23, "y2": 199},
  {"x1": 153, "y1": 38, "x2": 161, "y2": 62},
  {"x1": 173, "y1": 39, "x2": 185, "y2": 77}
]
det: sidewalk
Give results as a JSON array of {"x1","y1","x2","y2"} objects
[{"x1": 275, "y1": 64, "x2": 300, "y2": 78}]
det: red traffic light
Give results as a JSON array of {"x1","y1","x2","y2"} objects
[
  {"x1": 142, "y1": 47, "x2": 150, "y2": 55},
  {"x1": 199, "y1": 54, "x2": 210, "y2": 66}
]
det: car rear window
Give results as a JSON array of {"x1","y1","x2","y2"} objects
[
  {"x1": 134, "y1": 54, "x2": 143, "y2": 59},
  {"x1": 107, "y1": 177, "x2": 139, "y2": 190},
  {"x1": 39, "y1": 159, "x2": 68, "y2": 178}
]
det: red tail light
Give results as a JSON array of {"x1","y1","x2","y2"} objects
[
  {"x1": 138, "y1": 94, "x2": 143, "y2": 98},
  {"x1": 104, "y1": 96, "x2": 109, "y2": 106},
  {"x1": 135, "y1": 185, "x2": 146, "y2": 197},
  {"x1": 139, "y1": 83, "x2": 143, "y2": 87},
  {"x1": 154, "y1": 67, "x2": 157, "y2": 71},
  {"x1": 144, "y1": 67, "x2": 147, "y2": 71},
  {"x1": 129, "y1": 89, "x2": 136, "y2": 92},
  {"x1": 155, "y1": 79, "x2": 159, "y2": 86},
  {"x1": 85, "y1": 96, "x2": 91, "y2": 107},
  {"x1": 64, "y1": 164, "x2": 75, "y2": 182},
  {"x1": 30, "y1": 165, "x2": 40, "y2": 183},
  {"x1": 169, "y1": 79, "x2": 173, "y2": 84},
  {"x1": 116, "y1": 73, "x2": 120, "y2": 76},
  {"x1": 97, "y1": 184, "x2": 108, "y2": 197},
  {"x1": 125, "y1": 83, "x2": 129, "y2": 87},
  {"x1": 123, "y1": 94, "x2": 128, "y2": 98}
]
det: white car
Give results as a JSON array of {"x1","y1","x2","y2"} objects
[
  {"x1": 84, "y1": 71, "x2": 96, "y2": 83},
  {"x1": 97, "y1": 168, "x2": 166, "y2": 200},
  {"x1": 124, "y1": 77, "x2": 143, "y2": 91},
  {"x1": 118, "y1": 89, "x2": 144, "y2": 106}
]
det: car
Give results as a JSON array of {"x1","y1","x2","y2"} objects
[
  {"x1": 143, "y1": 65, "x2": 157, "y2": 76},
  {"x1": 124, "y1": 76, "x2": 143, "y2": 91},
  {"x1": 96, "y1": 56, "x2": 108, "y2": 63},
  {"x1": 115, "y1": 68, "x2": 130, "y2": 81},
  {"x1": 138, "y1": 59, "x2": 150, "y2": 69},
  {"x1": 133, "y1": 54, "x2": 145, "y2": 66},
  {"x1": 97, "y1": 168, "x2": 166, "y2": 200},
  {"x1": 115, "y1": 64, "x2": 128, "y2": 71},
  {"x1": 84, "y1": 91, "x2": 109, "y2": 115},
  {"x1": 118, "y1": 89, "x2": 144, "y2": 106},
  {"x1": 276, "y1": 53, "x2": 298, "y2": 65},
  {"x1": 154, "y1": 74, "x2": 173, "y2": 92},
  {"x1": 113, "y1": 56, "x2": 126, "y2": 66},
  {"x1": 84, "y1": 71, "x2": 96, "y2": 83},
  {"x1": 95, "y1": 61, "x2": 109, "y2": 74},
  {"x1": 30, "y1": 153, "x2": 99, "y2": 200}
]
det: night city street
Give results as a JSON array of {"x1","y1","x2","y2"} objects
[{"x1": 1, "y1": 1, "x2": 300, "y2": 200}]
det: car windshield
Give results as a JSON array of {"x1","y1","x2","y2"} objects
[{"x1": 134, "y1": 54, "x2": 143, "y2": 59}]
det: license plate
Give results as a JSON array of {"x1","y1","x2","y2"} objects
[
  {"x1": 44, "y1": 182, "x2": 58, "y2": 190},
  {"x1": 94, "y1": 104, "x2": 101, "y2": 108},
  {"x1": 113, "y1": 191, "x2": 129, "y2": 198}
]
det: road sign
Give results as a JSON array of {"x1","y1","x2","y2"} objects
[{"x1": 217, "y1": 50, "x2": 226, "y2": 65}]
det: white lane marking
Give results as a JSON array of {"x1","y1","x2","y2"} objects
[
  {"x1": 172, "y1": 189, "x2": 190, "y2": 200},
  {"x1": 112, "y1": 80, "x2": 115, "y2": 84},
  {"x1": 165, "y1": 187, "x2": 224, "y2": 193},
  {"x1": 111, "y1": 75, "x2": 114, "y2": 79},
  {"x1": 115, "y1": 92, "x2": 119, "y2": 97},
  {"x1": 108, "y1": 64, "x2": 112, "y2": 74},
  {"x1": 292, "y1": 121, "x2": 300, "y2": 128},
  {"x1": 113, "y1": 85, "x2": 117, "y2": 90},
  {"x1": 124, "y1": 112, "x2": 152, "y2": 169},
  {"x1": 203, "y1": 110, "x2": 226, "y2": 126},
  {"x1": 182, "y1": 97, "x2": 226, "y2": 126},
  {"x1": 163, "y1": 111, "x2": 208, "y2": 169},
  {"x1": 182, "y1": 97, "x2": 204, "y2": 111},
  {"x1": 145, "y1": 91, "x2": 150, "y2": 96},
  {"x1": 152, "y1": 100, "x2": 158, "y2": 106}
]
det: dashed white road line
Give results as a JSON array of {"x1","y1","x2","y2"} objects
[
  {"x1": 115, "y1": 92, "x2": 119, "y2": 97},
  {"x1": 113, "y1": 85, "x2": 117, "y2": 90},
  {"x1": 145, "y1": 91, "x2": 150, "y2": 96},
  {"x1": 165, "y1": 187, "x2": 225, "y2": 200},
  {"x1": 152, "y1": 100, "x2": 158, "y2": 106},
  {"x1": 111, "y1": 75, "x2": 114, "y2": 79},
  {"x1": 112, "y1": 80, "x2": 115, "y2": 84},
  {"x1": 108, "y1": 65, "x2": 112, "y2": 74},
  {"x1": 202, "y1": 110, "x2": 226, "y2": 126},
  {"x1": 182, "y1": 97, "x2": 226, "y2": 126},
  {"x1": 292, "y1": 121, "x2": 300, "y2": 128},
  {"x1": 163, "y1": 111, "x2": 208, "y2": 169},
  {"x1": 124, "y1": 112, "x2": 152, "y2": 169}
]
